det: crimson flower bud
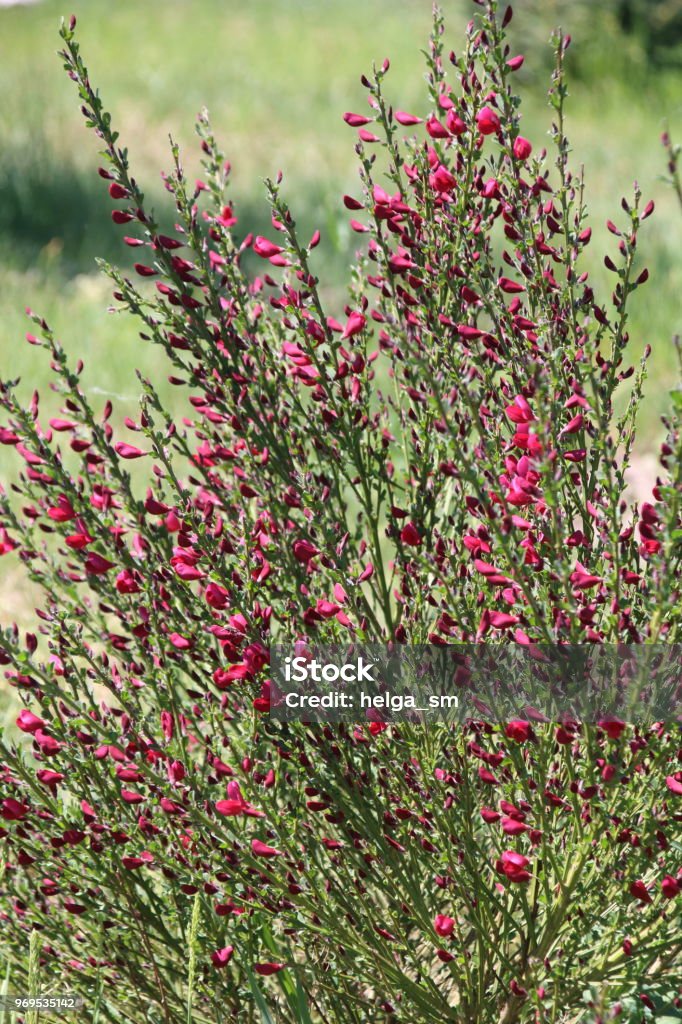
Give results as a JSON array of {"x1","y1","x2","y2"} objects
[
  {"x1": 425, "y1": 115, "x2": 449, "y2": 139},
  {"x1": 505, "y1": 720, "x2": 532, "y2": 742},
  {"x1": 253, "y1": 236, "x2": 284, "y2": 258},
  {"x1": 434, "y1": 913, "x2": 455, "y2": 937},
  {"x1": 665, "y1": 775, "x2": 682, "y2": 795},
  {"x1": 211, "y1": 946, "x2": 234, "y2": 968},
  {"x1": 254, "y1": 963, "x2": 285, "y2": 976},
  {"x1": 661, "y1": 875, "x2": 680, "y2": 899},
  {"x1": 251, "y1": 839, "x2": 283, "y2": 858},
  {"x1": 395, "y1": 111, "x2": 422, "y2": 126},
  {"x1": 476, "y1": 106, "x2": 500, "y2": 135},
  {"x1": 497, "y1": 850, "x2": 532, "y2": 883},
  {"x1": 400, "y1": 521, "x2": 422, "y2": 547},
  {"x1": 512, "y1": 136, "x2": 532, "y2": 161},
  {"x1": 629, "y1": 879, "x2": 652, "y2": 905}
]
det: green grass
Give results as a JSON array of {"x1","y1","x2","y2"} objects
[{"x1": 0, "y1": 0, "x2": 681, "y2": 463}]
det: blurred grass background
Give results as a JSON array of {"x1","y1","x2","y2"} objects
[{"x1": 0, "y1": 0, "x2": 681, "y2": 636}]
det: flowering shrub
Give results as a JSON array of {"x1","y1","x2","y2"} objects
[{"x1": 1, "y1": 2, "x2": 681, "y2": 1021}]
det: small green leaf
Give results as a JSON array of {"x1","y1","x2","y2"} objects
[
  {"x1": 293, "y1": 974, "x2": 314, "y2": 1024},
  {"x1": 244, "y1": 967, "x2": 276, "y2": 1024}
]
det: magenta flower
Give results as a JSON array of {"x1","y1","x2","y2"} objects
[
  {"x1": 292, "y1": 539, "x2": 319, "y2": 564},
  {"x1": 16, "y1": 710, "x2": 45, "y2": 734},
  {"x1": 434, "y1": 913, "x2": 455, "y2": 938},
  {"x1": 252, "y1": 236, "x2": 284, "y2": 258},
  {"x1": 505, "y1": 395, "x2": 535, "y2": 424},
  {"x1": 216, "y1": 781, "x2": 265, "y2": 818},
  {"x1": 84, "y1": 552, "x2": 116, "y2": 575},
  {"x1": 1, "y1": 798, "x2": 29, "y2": 821},
  {"x1": 114, "y1": 442, "x2": 148, "y2": 459},
  {"x1": 254, "y1": 963, "x2": 285, "y2": 976},
  {"x1": 476, "y1": 105, "x2": 500, "y2": 135},
  {"x1": 431, "y1": 164, "x2": 457, "y2": 193},
  {"x1": 497, "y1": 851, "x2": 532, "y2": 883},
  {"x1": 661, "y1": 875, "x2": 680, "y2": 899},
  {"x1": 400, "y1": 521, "x2": 422, "y2": 547},
  {"x1": 342, "y1": 311, "x2": 367, "y2": 339},
  {"x1": 251, "y1": 839, "x2": 283, "y2": 858},
  {"x1": 629, "y1": 880, "x2": 652, "y2": 905},
  {"x1": 665, "y1": 775, "x2": 682, "y2": 795},
  {"x1": 512, "y1": 136, "x2": 532, "y2": 160},
  {"x1": 505, "y1": 720, "x2": 533, "y2": 743},
  {"x1": 446, "y1": 109, "x2": 466, "y2": 135},
  {"x1": 425, "y1": 115, "x2": 449, "y2": 138},
  {"x1": 598, "y1": 719, "x2": 626, "y2": 740},
  {"x1": 47, "y1": 495, "x2": 76, "y2": 522},
  {"x1": 122, "y1": 851, "x2": 154, "y2": 870},
  {"x1": 343, "y1": 112, "x2": 372, "y2": 127},
  {"x1": 395, "y1": 110, "x2": 422, "y2": 126},
  {"x1": 211, "y1": 946, "x2": 234, "y2": 968}
]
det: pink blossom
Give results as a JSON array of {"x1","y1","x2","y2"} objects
[
  {"x1": 211, "y1": 946, "x2": 234, "y2": 968},
  {"x1": 431, "y1": 164, "x2": 457, "y2": 193},
  {"x1": 343, "y1": 112, "x2": 372, "y2": 127},
  {"x1": 292, "y1": 539, "x2": 319, "y2": 563},
  {"x1": 425, "y1": 115, "x2": 449, "y2": 138},
  {"x1": 505, "y1": 396, "x2": 535, "y2": 424},
  {"x1": 512, "y1": 136, "x2": 532, "y2": 160},
  {"x1": 115, "y1": 443, "x2": 148, "y2": 459},
  {"x1": 395, "y1": 111, "x2": 422, "y2": 126},
  {"x1": 253, "y1": 236, "x2": 284, "y2": 258},
  {"x1": 400, "y1": 521, "x2": 422, "y2": 547},
  {"x1": 342, "y1": 311, "x2": 367, "y2": 339},
  {"x1": 629, "y1": 880, "x2": 652, "y2": 905},
  {"x1": 434, "y1": 913, "x2": 455, "y2": 937},
  {"x1": 505, "y1": 720, "x2": 533, "y2": 743},
  {"x1": 476, "y1": 105, "x2": 500, "y2": 135},
  {"x1": 254, "y1": 963, "x2": 285, "y2": 976},
  {"x1": 16, "y1": 710, "x2": 45, "y2": 734},
  {"x1": 251, "y1": 839, "x2": 283, "y2": 858},
  {"x1": 661, "y1": 875, "x2": 680, "y2": 899},
  {"x1": 85, "y1": 552, "x2": 116, "y2": 575},
  {"x1": 216, "y1": 781, "x2": 265, "y2": 818},
  {"x1": 497, "y1": 851, "x2": 532, "y2": 883}
]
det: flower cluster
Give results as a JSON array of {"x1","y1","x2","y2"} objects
[{"x1": 0, "y1": 2, "x2": 681, "y2": 1021}]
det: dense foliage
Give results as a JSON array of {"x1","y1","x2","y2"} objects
[{"x1": 0, "y1": 2, "x2": 680, "y2": 1021}]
